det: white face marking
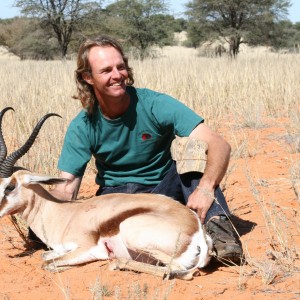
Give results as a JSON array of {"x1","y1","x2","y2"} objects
[
  {"x1": 0, "y1": 185, "x2": 5, "y2": 201},
  {"x1": 0, "y1": 176, "x2": 27, "y2": 217},
  {"x1": 0, "y1": 195, "x2": 19, "y2": 217},
  {"x1": 0, "y1": 178, "x2": 10, "y2": 198},
  {"x1": 0, "y1": 178, "x2": 12, "y2": 217}
]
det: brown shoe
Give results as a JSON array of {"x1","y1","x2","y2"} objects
[{"x1": 206, "y1": 216, "x2": 243, "y2": 261}]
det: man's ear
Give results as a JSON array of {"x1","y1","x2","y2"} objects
[{"x1": 82, "y1": 72, "x2": 94, "y2": 85}]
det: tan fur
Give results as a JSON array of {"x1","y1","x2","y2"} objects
[{"x1": 0, "y1": 170, "x2": 211, "y2": 279}]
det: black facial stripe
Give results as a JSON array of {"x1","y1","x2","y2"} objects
[{"x1": 4, "y1": 185, "x2": 15, "y2": 196}]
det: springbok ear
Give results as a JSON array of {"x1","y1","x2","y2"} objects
[{"x1": 22, "y1": 173, "x2": 68, "y2": 186}]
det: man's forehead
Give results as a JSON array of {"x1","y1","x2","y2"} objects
[{"x1": 89, "y1": 46, "x2": 123, "y2": 62}]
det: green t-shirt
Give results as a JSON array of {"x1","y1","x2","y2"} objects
[{"x1": 58, "y1": 87, "x2": 203, "y2": 186}]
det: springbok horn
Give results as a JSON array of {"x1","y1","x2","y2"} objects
[
  {"x1": 0, "y1": 113, "x2": 61, "y2": 178},
  {"x1": 0, "y1": 107, "x2": 14, "y2": 165}
]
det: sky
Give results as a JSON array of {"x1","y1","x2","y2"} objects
[{"x1": 0, "y1": 0, "x2": 299, "y2": 23}]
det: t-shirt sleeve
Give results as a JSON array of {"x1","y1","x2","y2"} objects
[
  {"x1": 58, "y1": 118, "x2": 92, "y2": 176},
  {"x1": 150, "y1": 92, "x2": 204, "y2": 136}
]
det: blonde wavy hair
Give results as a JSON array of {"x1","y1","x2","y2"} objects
[{"x1": 73, "y1": 35, "x2": 134, "y2": 115}]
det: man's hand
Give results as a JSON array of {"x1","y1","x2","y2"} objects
[
  {"x1": 187, "y1": 186, "x2": 215, "y2": 224},
  {"x1": 187, "y1": 123, "x2": 231, "y2": 223},
  {"x1": 50, "y1": 171, "x2": 82, "y2": 201}
]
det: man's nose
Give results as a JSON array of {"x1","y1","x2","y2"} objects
[{"x1": 112, "y1": 67, "x2": 122, "y2": 78}]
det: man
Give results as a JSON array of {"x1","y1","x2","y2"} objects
[{"x1": 52, "y1": 35, "x2": 242, "y2": 261}]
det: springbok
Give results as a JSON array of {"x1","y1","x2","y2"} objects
[{"x1": 0, "y1": 107, "x2": 213, "y2": 280}]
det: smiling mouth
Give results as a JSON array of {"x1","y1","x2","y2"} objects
[{"x1": 111, "y1": 79, "x2": 125, "y2": 87}]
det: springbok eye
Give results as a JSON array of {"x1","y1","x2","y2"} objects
[{"x1": 4, "y1": 185, "x2": 15, "y2": 196}]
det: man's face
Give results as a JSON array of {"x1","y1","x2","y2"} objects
[{"x1": 84, "y1": 46, "x2": 129, "y2": 101}]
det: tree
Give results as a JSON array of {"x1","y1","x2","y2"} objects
[
  {"x1": 14, "y1": 0, "x2": 101, "y2": 58},
  {"x1": 185, "y1": 0, "x2": 291, "y2": 57},
  {"x1": 0, "y1": 17, "x2": 59, "y2": 59},
  {"x1": 105, "y1": 0, "x2": 169, "y2": 60},
  {"x1": 274, "y1": 21, "x2": 300, "y2": 50}
]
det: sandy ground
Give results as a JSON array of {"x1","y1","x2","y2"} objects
[{"x1": 0, "y1": 118, "x2": 299, "y2": 300}]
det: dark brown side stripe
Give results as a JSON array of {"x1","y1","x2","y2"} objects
[{"x1": 99, "y1": 207, "x2": 151, "y2": 237}]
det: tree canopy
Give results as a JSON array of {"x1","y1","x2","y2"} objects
[
  {"x1": 103, "y1": 0, "x2": 171, "y2": 59},
  {"x1": 0, "y1": 0, "x2": 298, "y2": 60},
  {"x1": 14, "y1": 0, "x2": 101, "y2": 58},
  {"x1": 185, "y1": 0, "x2": 291, "y2": 57}
]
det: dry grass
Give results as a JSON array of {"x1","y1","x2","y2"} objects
[
  {"x1": 0, "y1": 46, "x2": 300, "y2": 297},
  {"x1": 244, "y1": 164, "x2": 299, "y2": 284},
  {"x1": 290, "y1": 160, "x2": 300, "y2": 203},
  {"x1": 1, "y1": 48, "x2": 299, "y2": 172},
  {"x1": 1, "y1": 48, "x2": 300, "y2": 175}
]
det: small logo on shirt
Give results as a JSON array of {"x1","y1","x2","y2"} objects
[{"x1": 142, "y1": 133, "x2": 152, "y2": 140}]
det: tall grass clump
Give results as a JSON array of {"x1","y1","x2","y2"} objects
[
  {"x1": 133, "y1": 47, "x2": 300, "y2": 130},
  {"x1": 244, "y1": 165, "x2": 300, "y2": 284},
  {"x1": 0, "y1": 48, "x2": 300, "y2": 173},
  {"x1": 0, "y1": 59, "x2": 77, "y2": 175},
  {"x1": 290, "y1": 161, "x2": 300, "y2": 203},
  {"x1": 285, "y1": 107, "x2": 300, "y2": 153}
]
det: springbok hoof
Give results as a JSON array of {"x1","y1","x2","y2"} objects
[
  {"x1": 42, "y1": 262, "x2": 72, "y2": 273},
  {"x1": 42, "y1": 250, "x2": 62, "y2": 261},
  {"x1": 108, "y1": 260, "x2": 121, "y2": 271}
]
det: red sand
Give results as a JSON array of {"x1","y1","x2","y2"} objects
[{"x1": 0, "y1": 118, "x2": 299, "y2": 300}]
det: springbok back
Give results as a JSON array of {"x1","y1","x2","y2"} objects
[{"x1": 0, "y1": 170, "x2": 212, "y2": 279}]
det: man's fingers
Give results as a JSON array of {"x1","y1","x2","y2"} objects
[
  {"x1": 198, "y1": 209, "x2": 206, "y2": 224},
  {"x1": 187, "y1": 201, "x2": 196, "y2": 210},
  {"x1": 187, "y1": 195, "x2": 209, "y2": 224}
]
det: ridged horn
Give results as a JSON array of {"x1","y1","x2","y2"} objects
[
  {"x1": 0, "y1": 107, "x2": 14, "y2": 164},
  {"x1": 0, "y1": 113, "x2": 61, "y2": 178}
]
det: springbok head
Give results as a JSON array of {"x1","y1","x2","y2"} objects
[{"x1": 0, "y1": 107, "x2": 61, "y2": 178}]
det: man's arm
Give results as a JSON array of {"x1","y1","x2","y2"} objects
[
  {"x1": 50, "y1": 171, "x2": 82, "y2": 201},
  {"x1": 187, "y1": 123, "x2": 231, "y2": 223}
]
